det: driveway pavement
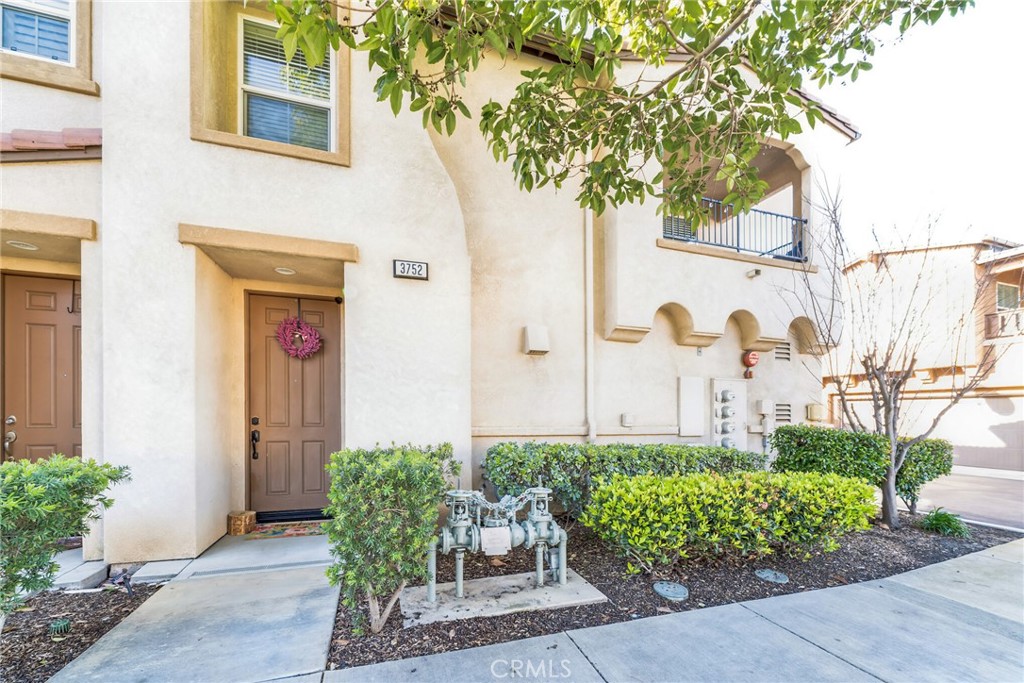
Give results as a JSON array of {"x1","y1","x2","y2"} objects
[{"x1": 911, "y1": 472, "x2": 1023, "y2": 530}]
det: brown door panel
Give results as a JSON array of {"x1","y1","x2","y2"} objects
[
  {"x1": 3, "y1": 275, "x2": 82, "y2": 462},
  {"x1": 248, "y1": 295, "x2": 341, "y2": 513}
]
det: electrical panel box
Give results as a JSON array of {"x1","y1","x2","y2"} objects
[
  {"x1": 806, "y1": 403, "x2": 826, "y2": 422},
  {"x1": 711, "y1": 379, "x2": 747, "y2": 448},
  {"x1": 755, "y1": 399, "x2": 775, "y2": 415},
  {"x1": 677, "y1": 376, "x2": 706, "y2": 437}
]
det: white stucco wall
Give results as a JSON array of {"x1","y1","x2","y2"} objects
[{"x1": 88, "y1": 1, "x2": 472, "y2": 561}]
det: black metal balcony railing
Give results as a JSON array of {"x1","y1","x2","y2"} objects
[
  {"x1": 985, "y1": 309, "x2": 1024, "y2": 339},
  {"x1": 663, "y1": 197, "x2": 808, "y2": 261}
]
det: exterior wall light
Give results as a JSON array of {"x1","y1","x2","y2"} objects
[
  {"x1": 6, "y1": 240, "x2": 39, "y2": 251},
  {"x1": 274, "y1": 267, "x2": 296, "y2": 276}
]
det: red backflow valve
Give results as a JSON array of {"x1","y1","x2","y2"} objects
[{"x1": 742, "y1": 351, "x2": 760, "y2": 367}]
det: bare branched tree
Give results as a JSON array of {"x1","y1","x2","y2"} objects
[{"x1": 787, "y1": 188, "x2": 1006, "y2": 528}]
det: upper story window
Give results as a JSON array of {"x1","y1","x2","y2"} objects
[
  {"x1": 240, "y1": 18, "x2": 333, "y2": 152},
  {"x1": 2, "y1": 0, "x2": 71, "y2": 63},
  {"x1": 191, "y1": 2, "x2": 350, "y2": 166},
  {"x1": 997, "y1": 283, "x2": 1021, "y2": 311},
  {"x1": 0, "y1": 0, "x2": 95, "y2": 95}
]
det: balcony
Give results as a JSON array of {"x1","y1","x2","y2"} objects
[
  {"x1": 663, "y1": 198, "x2": 807, "y2": 262},
  {"x1": 985, "y1": 309, "x2": 1024, "y2": 339}
]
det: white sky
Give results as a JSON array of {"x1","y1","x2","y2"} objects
[{"x1": 812, "y1": 0, "x2": 1024, "y2": 255}]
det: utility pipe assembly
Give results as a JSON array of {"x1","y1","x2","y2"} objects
[{"x1": 427, "y1": 486, "x2": 568, "y2": 601}]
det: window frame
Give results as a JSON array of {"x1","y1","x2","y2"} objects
[
  {"x1": 190, "y1": 2, "x2": 351, "y2": 167},
  {"x1": 0, "y1": 0, "x2": 95, "y2": 95},
  {"x1": 237, "y1": 14, "x2": 336, "y2": 153},
  {"x1": 996, "y1": 282, "x2": 1021, "y2": 311}
]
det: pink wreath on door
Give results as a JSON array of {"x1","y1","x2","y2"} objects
[{"x1": 275, "y1": 316, "x2": 322, "y2": 359}]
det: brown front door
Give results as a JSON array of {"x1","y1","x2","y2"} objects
[
  {"x1": 248, "y1": 295, "x2": 341, "y2": 514},
  {"x1": 2, "y1": 274, "x2": 82, "y2": 462}
]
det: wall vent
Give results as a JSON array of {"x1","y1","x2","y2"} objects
[
  {"x1": 775, "y1": 403, "x2": 793, "y2": 423},
  {"x1": 774, "y1": 342, "x2": 792, "y2": 361}
]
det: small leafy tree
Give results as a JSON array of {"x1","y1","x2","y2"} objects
[
  {"x1": 267, "y1": 0, "x2": 970, "y2": 219},
  {"x1": 324, "y1": 443, "x2": 459, "y2": 633},
  {"x1": 1, "y1": 455, "x2": 130, "y2": 614}
]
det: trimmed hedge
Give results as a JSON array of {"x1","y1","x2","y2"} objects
[
  {"x1": 896, "y1": 438, "x2": 953, "y2": 512},
  {"x1": 483, "y1": 442, "x2": 767, "y2": 517},
  {"x1": 769, "y1": 424, "x2": 888, "y2": 482},
  {"x1": 581, "y1": 471, "x2": 875, "y2": 573},
  {"x1": 769, "y1": 425, "x2": 954, "y2": 512}
]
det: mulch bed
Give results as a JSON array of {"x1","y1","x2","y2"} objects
[
  {"x1": 327, "y1": 513, "x2": 1021, "y2": 670},
  {"x1": 1, "y1": 584, "x2": 159, "y2": 683}
]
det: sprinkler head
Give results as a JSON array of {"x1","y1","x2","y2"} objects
[{"x1": 48, "y1": 618, "x2": 72, "y2": 636}]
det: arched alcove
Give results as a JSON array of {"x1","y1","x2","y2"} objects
[{"x1": 789, "y1": 316, "x2": 828, "y2": 356}]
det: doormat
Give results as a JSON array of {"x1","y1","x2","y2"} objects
[{"x1": 244, "y1": 521, "x2": 327, "y2": 540}]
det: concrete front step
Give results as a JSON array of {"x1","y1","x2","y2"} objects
[
  {"x1": 131, "y1": 559, "x2": 193, "y2": 584},
  {"x1": 52, "y1": 560, "x2": 108, "y2": 589}
]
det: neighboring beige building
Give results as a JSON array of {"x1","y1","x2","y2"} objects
[
  {"x1": 829, "y1": 239, "x2": 1023, "y2": 471},
  {"x1": 1, "y1": 1, "x2": 856, "y2": 563}
]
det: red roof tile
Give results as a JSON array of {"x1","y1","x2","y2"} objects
[{"x1": 0, "y1": 128, "x2": 102, "y2": 152}]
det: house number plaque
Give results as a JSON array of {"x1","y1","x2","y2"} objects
[{"x1": 393, "y1": 259, "x2": 429, "y2": 281}]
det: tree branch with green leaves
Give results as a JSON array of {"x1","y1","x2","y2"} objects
[{"x1": 268, "y1": 0, "x2": 972, "y2": 220}]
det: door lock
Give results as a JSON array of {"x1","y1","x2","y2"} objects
[{"x1": 4, "y1": 415, "x2": 15, "y2": 426}]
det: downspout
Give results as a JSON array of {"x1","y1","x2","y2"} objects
[{"x1": 584, "y1": 188, "x2": 597, "y2": 443}]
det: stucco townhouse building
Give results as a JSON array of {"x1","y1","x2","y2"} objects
[
  {"x1": 832, "y1": 239, "x2": 1023, "y2": 472},
  {"x1": 1, "y1": 1, "x2": 857, "y2": 564}
]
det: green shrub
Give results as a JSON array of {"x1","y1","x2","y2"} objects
[
  {"x1": 484, "y1": 442, "x2": 767, "y2": 517},
  {"x1": 581, "y1": 471, "x2": 874, "y2": 573},
  {"x1": 324, "y1": 443, "x2": 458, "y2": 633},
  {"x1": 1, "y1": 455, "x2": 130, "y2": 614},
  {"x1": 770, "y1": 424, "x2": 888, "y2": 483},
  {"x1": 771, "y1": 426, "x2": 954, "y2": 513},
  {"x1": 918, "y1": 507, "x2": 971, "y2": 538},
  {"x1": 897, "y1": 439, "x2": 954, "y2": 513}
]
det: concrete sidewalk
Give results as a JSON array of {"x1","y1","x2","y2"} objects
[{"x1": 50, "y1": 537, "x2": 1023, "y2": 683}]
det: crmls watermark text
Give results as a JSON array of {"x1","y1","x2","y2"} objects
[{"x1": 490, "y1": 658, "x2": 572, "y2": 679}]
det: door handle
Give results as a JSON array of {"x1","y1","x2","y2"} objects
[
  {"x1": 250, "y1": 429, "x2": 260, "y2": 460},
  {"x1": 3, "y1": 430, "x2": 16, "y2": 458}
]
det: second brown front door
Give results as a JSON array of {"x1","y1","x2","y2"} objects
[
  {"x1": 248, "y1": 295, "x2": 341, "y2": 515},
  {"x1": 2, "y1": 274, "x2": 82, "y2": 462}
]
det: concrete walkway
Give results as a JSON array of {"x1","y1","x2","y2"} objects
[
  {"x1": 51, "y1": 537, "x2": 1023, "y2": 683},
  {"x1": 51, "y1": 534, "x2": 336, "y2": 683}
]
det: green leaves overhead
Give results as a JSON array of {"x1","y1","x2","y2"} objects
[{"x1": 268, "y1": 0, "x2": 971, "y2": 219}]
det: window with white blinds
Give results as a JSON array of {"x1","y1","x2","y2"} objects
[
  {"x1": 241, "y1": 19, "x2": 333, "y2": 152},
  {"x1": 1, "y1": 0, "x2": 72, "y2": 63}
]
